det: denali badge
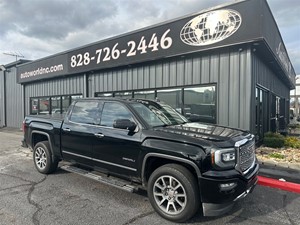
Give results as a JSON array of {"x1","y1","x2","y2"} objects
[
  {"x1": 180, "y1": 9, "x2": 242, "y2": 46},
  {"x1": 122, "y1": 157, "x2": 136, "y2": 163}
]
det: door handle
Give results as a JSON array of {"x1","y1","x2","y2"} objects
[
  {"x1": 94, "y1": 133, "x2": 105, "y2": 138},
  {"x1": 63, "y1": 128, "x2": 71, "y2": 132}
]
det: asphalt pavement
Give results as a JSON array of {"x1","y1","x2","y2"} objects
[{"x1": 0, "y1": 129, "x2": 299, "y2": 225}]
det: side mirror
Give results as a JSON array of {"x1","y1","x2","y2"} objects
[{"x1": 113, "y1": 119, "x2": 137, "y2": 132}]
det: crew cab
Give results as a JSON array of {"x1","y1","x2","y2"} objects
[{"x1": 23, "y1": 98, "x2": 259, "y2": 222}]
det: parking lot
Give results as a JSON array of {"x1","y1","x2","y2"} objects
[{"x1": 0, "y1": 130, "x2": 299, "y2": 225}]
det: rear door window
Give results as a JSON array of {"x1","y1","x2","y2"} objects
[{"x1": 70, "y1": 101, "x2": 101, "y2": 125}]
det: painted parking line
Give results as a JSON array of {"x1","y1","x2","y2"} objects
[{"x1": 258, "y1": 176, "x2": 300, "y2": 194}]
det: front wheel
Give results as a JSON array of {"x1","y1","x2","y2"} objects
[
  {"x1": 33, "y1": 141, "x2": 58, "y2": 174},
  {"x1": 147, "y1": 164, "x2": 199, "y2": 222}
]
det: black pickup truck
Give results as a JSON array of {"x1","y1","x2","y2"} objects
[{"x1": 23, "y1": 98, "x2": 259, "y2": 222}]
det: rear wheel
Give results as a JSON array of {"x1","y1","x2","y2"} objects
[
  {"x1": 147, "y1": 164, "x2": 199, "y2": 222},
  {"x1": 33, "y1": 141, "x2": 58, "y2": 174}
]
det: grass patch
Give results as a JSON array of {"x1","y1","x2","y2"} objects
[
  {"x1": 284, "y1": 136, "x2": 300, "y2": 148},
  {"x1": 268, "y1": 152, "x2": 285, "y2": 159}
]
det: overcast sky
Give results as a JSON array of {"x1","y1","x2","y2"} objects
[{"x1": 0, "y1": 0, "x2": 299, "y2": 74}]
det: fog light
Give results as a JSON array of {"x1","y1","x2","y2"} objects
[{"x1": 219, "y1": 182, "x2": 237, "y2": 191}]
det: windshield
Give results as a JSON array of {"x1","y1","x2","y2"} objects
[{"x1": 131, "y1": 101, "x2": 188, "y2": 127}]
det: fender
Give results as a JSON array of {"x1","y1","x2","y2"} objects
[
  {"x1": 31, "y1": 130, "x2": 57, "y2": 163},
  {"x1": 141, "y1": 152, "x2": 202, "y2": 185}
]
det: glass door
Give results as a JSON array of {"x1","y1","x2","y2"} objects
[{"x1": 255, "y1": 87, "x2": 269, "y2": 140}]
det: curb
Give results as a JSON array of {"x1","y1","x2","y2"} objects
[
  {"x1": 257, "y1": 158, "x2": 300, "y2": 171},
  {"x1": 258, "y1": 162, "x2": 300, "y2": 184},
  {"x1": 258, "y1": 176, "x2": 300, "y2": 194}
]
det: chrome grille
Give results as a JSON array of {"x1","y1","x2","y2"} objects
[{"x1": 239, "y1": 139, "x2": 255, "y2": 172}]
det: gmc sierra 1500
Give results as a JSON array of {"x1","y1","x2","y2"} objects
[{"x1": 23, "y1": 98, "x2": 258, "y2": 222}]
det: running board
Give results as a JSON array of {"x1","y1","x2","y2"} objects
[{"x1": 60, "y1": 165, "x2": 138, "y2": 193}]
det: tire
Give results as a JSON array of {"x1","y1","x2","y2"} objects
[
  {"x1": 147, "y1": 164, "x2": 199, "y2": 222},
  {"x1": 33, "y1": 141, "x2": 58, "y2": 174}
]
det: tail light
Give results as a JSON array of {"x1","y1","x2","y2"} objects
[{"x1": 22, "y1": 120, "x2": 25, "y2": 133}]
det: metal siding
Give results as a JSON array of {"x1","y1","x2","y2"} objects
[
  {"x1": 148, "y1": 65, "x2": 155, "y2": 88},
  {"x1": 137, "y1": 67, "x2": 144, "y2": 89},
  {"x1": 192, "y1": 57, "x2": 201, "y2": 84},
  {"x1": 5, "y1": 68, "x2": 23, "y2": 128},
  {"x1": 122, "y1": 70, "x2": 128, "y2": 91},
  {"x1": 169, "y1": 60, "x2": 176, "y2": 87},
  {"x1": 162, "y1": 62, "x2": 169, "y2": 87},
  {"x1": 132, "y1": 68, "x2": 138, "y2": 89},
  {"x1": 156, "y1": 63, "x2": 163, "y2": 88},
  {"x1": 127, "y1": 69, "x2": 132, "y2": 90},
  {"x1": 0, "y1": 71, "x2": 5, "y2": 127},
  {"x1": 184, "y1": 59, "x2": 193, "y2": 85},
  {"x1": 201, "y1": 55, "x2": 210, "y2": 84},
  {"x1": 228, "y1": 52, "x2": 240, "y2": 128},
  {"x1": 218, "y1": 52, "x2": 230, "y2": 126},
  {"x1": 253, "y1": 54, "x2": 290, "y2": 99},
  {"x1": 112, "y1": 71, "x2": 117, "y2": 91},
  {"x1": 103, "y1": 72, "x2": 108, "y2": 92},
  {"x1": 143, "y1": 65, "x2": 150, "y2": 89},
  {"x1": 107, "y1": 71, "x2": 113, "y2": 91},
  {"x1": 176, "y1": 60, "x2": 184, "y2": 86},
  {"x1": 239, "y1": 49, "x2": 252, "y2": 130},
  {"x1": 210, "y1": 54, "x2": 219, "y2": 83}
]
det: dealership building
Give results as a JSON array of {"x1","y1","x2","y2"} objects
[{"x1": 0, "y1": 0, "x2": 296, "y2": 141}]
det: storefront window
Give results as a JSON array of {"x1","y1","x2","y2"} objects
[
  {"x1": 62, "y1": 96, "x2": 71, "y2": 113},
  {"x1": 93, "y1": 85, "x2": 217, "y2": 124},
  {"x1": 30, "y1": 98, "x2": 38, "y2": 115},
  {"x1": 39, "y1": 97, "x2": 50, "y2": 115},
  {"x1": 134, "y1": 90, "x2": 155, "y2": 100},
  {"x1": 51, "y1": 97, "x2": 61, "y2": 114},
  {"x1": 183, "y1": 86, "x2": 216, "y2": 123},
  {"x1": 157, "y1": 88, "x2": 182, "y2": 113},
  {"x1": 30, "y1": 94, "x2": 82, "y2": 115}
]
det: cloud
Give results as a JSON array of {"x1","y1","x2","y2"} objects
[{"x1": 0, "y1": 0, "x2": 117, "y2": 40}]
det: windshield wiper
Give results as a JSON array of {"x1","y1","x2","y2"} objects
[{"x1": 153, "y1": 124, "x2": 169, "y2": 128}]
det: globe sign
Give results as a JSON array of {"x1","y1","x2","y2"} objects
[{"x1": 180, "y1": 9, "x2": 242, "y2": 46}]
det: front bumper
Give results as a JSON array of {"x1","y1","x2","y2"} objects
[{"x1": 199, "y1": 162, "x2": 259, "y2": 216}]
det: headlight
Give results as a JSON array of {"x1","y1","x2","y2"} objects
[{"x1": 211, "y1": 148, "x2": 236, "y2": 169}]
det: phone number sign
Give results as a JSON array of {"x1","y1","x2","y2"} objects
[{"x1": 67, "y1": 24, "x2": 185, "y2": 73}]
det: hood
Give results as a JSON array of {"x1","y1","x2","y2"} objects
[{"x1": 154, "y1": 122, "x2": 249, "y2": 143}]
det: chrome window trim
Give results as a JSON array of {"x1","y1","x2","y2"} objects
[{"x1": 67, "y1": 120, "x2": 140, "y2": 133}]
